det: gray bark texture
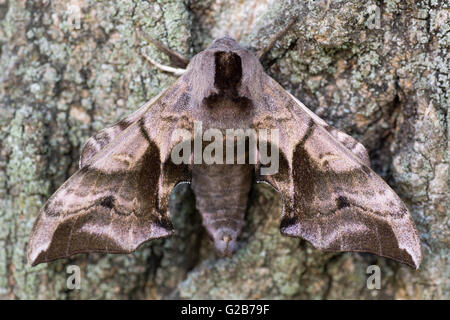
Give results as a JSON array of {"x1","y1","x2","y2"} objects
[{"x1": 0, "y1": 0, "x2": 448, "y2": 299}]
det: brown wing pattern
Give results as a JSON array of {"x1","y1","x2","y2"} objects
[
  {"x1": 28, "y1": 80, "x2": 193, "y2": 266},
  {"x1": 286, "y1": 91, "x2": 371, "y2": 166},
  {"x1": 257, "y1": 77, "x2": 422, "y2": 268},
  {"x1": 79, "y1": 90, "x2": 166, "y2": 168},
  {"x1": 28, "y1": 122, "x2": 169, "y2": 265}
]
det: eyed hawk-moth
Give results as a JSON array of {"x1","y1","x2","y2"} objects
[{"x1": 27, "y1": 36, "x2": 422, "y2": 269}]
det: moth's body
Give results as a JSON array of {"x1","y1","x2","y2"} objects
[
  {"x1": 27, "y1": 37, "x2": 422, "y2": 268},
  {"x1": 192, "y1": 164, "x2": 252, "y2": 256},
  {"x1": 175, "y1": 47, "x2": 258, "y2": 255}
]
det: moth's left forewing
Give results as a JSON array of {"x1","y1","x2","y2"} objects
[
  {"x1": 79, "y1": 89, "x2": 168, "y2": 168},
  {"x1": 256, "y1": 76, "x2": 422, "y2": 268},
  {"x1": 27, "y1": 80, "x2": 194, "y2": 266},
  {"x1": 27, "y1": 119, "x2": 174, "y2": 266}
]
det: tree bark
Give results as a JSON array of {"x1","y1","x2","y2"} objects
[{"x1": 0, "y1": 0, "x2": 447, "y2": 299}]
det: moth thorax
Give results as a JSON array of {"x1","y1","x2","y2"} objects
[{"x1": 214, "y1": 51, "x2": 242, "y2": 93}]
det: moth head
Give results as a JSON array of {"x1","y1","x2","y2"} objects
[
  {"x1": 208, "y1": 35, "x2": 245, "y2": 52},
  {"x1": 185, "y1": 36, "x2": 264, "y2": 106}
]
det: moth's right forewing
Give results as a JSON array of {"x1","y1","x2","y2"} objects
[
  {"x1": 256, "y1": 76, "x2": 422, "y2": 269},
  {"x1": 286, "y1": 91, "x2": 371, "y2": 166}
]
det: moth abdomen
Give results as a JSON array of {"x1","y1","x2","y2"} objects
[{"x1": 191, "y1": 163, "x2": 252, "y2": 257}]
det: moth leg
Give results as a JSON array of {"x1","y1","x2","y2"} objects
[
  {"x1": 257, "y1": 17, "x2": 297, "y2": 62},
  {"x1": 141, "y1": 51, "x2": 187, "y2": 76}
]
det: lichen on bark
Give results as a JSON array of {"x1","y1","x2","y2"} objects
[{"x1": 0, "y1": 0, "x2": 447, "y2": 299}]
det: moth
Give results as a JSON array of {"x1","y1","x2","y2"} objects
[{"x1": 27, "y1": 31, "x2": 422, "y2": 269}]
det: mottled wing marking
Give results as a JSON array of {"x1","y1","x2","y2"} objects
[
  {"x1": 79, "y1": 90, "x2": 166, "y2": 168},
  {"x1": 29, "y1": 75, "x2": 195, "y2": 266},
  {"x1": 259, "y1": 78, "x2": 421, "y2": 268},
  {"x1": 28, "y1": 115, "x2": 175, "y2": 266},
  {"x1": 286, "y1": 91, "x2": 371, "y2": 166}
]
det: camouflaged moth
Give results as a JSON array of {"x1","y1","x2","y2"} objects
[{"x1": 28, "y1": 31, "x2": 421, "y2": 269}]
